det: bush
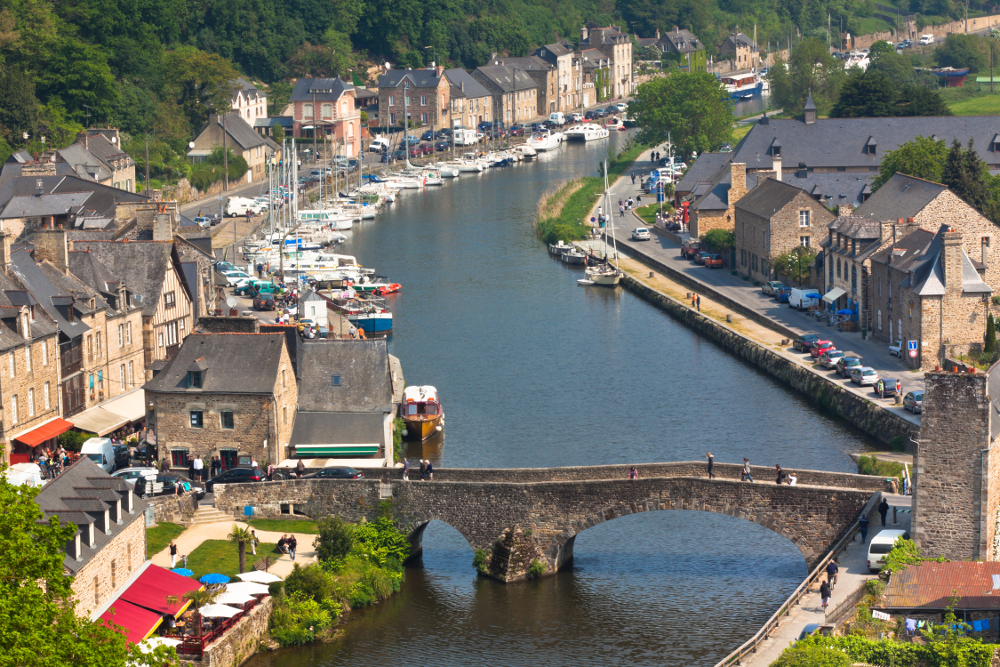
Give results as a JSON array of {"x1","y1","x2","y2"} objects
[
  {"x1": 888, "y1": 435, "x2": 906, "y2": 452},
  {"x1": 284, "y1": 562, "x2": 337, "y2": 603},
  {"x1": 268, "y1": 592, "x2": 335, "y2": 647},
  {"x1": 472, "y1": 549, "x2": 489, "y2": 575},
  {"x1": 772, "y1": 642, "x2": 852, "y2": 667},
  {"x1": 701, "y1": 229, "x2": 735, "y2": 250},
  {"x1": 58, "y1": 430, "x2": 92, "y2": 452},
  {"x1": 315, "y1": 516, "x2": 354, "y2": 562},
  {"x1": 856, "y1": 455, "x2": 903, "y2": 479},
  {"x1": 527, "y1": 559, "x2": 546, "y2": 579}
]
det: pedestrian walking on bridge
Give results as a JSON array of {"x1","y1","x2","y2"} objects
[
  {"x1": 628, "y1": 466, "x2": 639, "y2": 479},
  {"x1": 879, "y1": 498, "x2": 890, "y2": 526},
  {"x1": 826, "y1": 559, "x2": 839, "y2": 588},
  {"x1": 858, "y1": 515, "x2": 869, "y2": 542},
  {"x1": 775, "y1": 464, "x2": 785, "y2": 484},
  {"x1": 706, "y1": 452, "x2": 714, "y2": 479},
  {"x1": 820, "y1": 580, "x2": 831, "y2": 610},
  {"x1": 742, "y1": 458, "x2": 754, "y2": 482}
]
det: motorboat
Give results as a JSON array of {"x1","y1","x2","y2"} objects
[
  {"x1": 297, "y1": 209, "x2": 354, "y2": 230},
  {"x1": 605, "y1": 117, "x2": 626, "y2": 131},
  {"x1": 548, "y1": 241, "x2": 574, "y2": 255},
  {"x1": 321, "y1": 288, "x2": 393, "y2": 337},
  {"x1": 457, "y1": 158, "x2": 484, "y2": 173},
  {"x1": 527, "y1": 129, "x2": 564, "y2": 151},
  {"x1": 721, "y1": 72, "x2": 764, "y2": 99},
  {"x1": 513, "y1": 144, "x2": 537, "y2": 160},
  {"x1": 560, "y1": 248, "x2": 587, "y2": 265},
  {"x1": 401, "y1": 386, "x2": 444, "y2": 440},
  {"x1": 433, "y1": 163, "x2": 461, "y2": 178},
  {"x1": 375, "y1": 283, "x2": 401, "y2": 295},
  {"x1": 565, "y1": 123, "x2": 610, "y2": 142},
  {"x1": 843, "y1": 51, "x2": 870, "y2": 71}
]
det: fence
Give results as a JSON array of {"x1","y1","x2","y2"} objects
[{"x1": 825, "y1": 581, "x2": 870, "y2": 628}]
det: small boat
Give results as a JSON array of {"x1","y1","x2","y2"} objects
[
  {"x1": 527, "y1": 129, "x2": 563, "y2": 151},
  {"x1": 401, "y1": 385, "x2": 444, "y2": 440},
  {"x1": 577, "y1": 279, "x2": 595, "y2": 286},
  {"x1": 930, "y1": 66, "x2": 969, "y2": 87},
  {"x1": 548, "y1": 241, "x2": 574, "y2": 255},
  {"x1": 565, "y1": 123, "x2": 610, "y2": 141},
  {"x1": 560, "y1": 249, "x2": 586, "y2": 265},
  {"x1": 457, "y1": 159, "x2": 484, "y2": 173},
  {"x1": 604, "y1": 117, "x2": 625, "y2": 131},
  {"x1": 722, "y1": 72, "x2": 764, "y2": 99},
  {"x1": 433, "y1": 163, "x2": 461, "y2": 178},
  {"x1": 375, "y1": 283, "x2": 401, "y2": 295},
  {"x1": 513, "y1": 145, "x2": 537, "y2": 160},
  {"x1": 582, "y1": 161, "x2": 623, "y2": 287}
]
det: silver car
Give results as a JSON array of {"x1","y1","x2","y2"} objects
[
  {"x1": 851, "y1": 366, "x2": 879, "y2": 386},
  {"x1": 903, "y1": 391, "x2": 924, "y2": 413},
  {"x1": 112, "y1": 467, "x2": 158, "y2": 489}
]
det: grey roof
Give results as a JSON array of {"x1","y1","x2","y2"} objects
[
  {"x1": 662, "y1": 28, "x2": 704, "y2": 53},
  {"x1": 444, "y1": 69, "x2": 491, "y2": 99},
  {"x1": 66, "y1": 250, "x2": 121, "y2": 299},
  {"x1": 473, "y1": 65, "x2": 538, "y2": 92},
  {"x1": 143, "y1": 332, "x2": 287, "y2": 394},
  {"x1": 733, "y1": 116, "x2": 1000, "y2": 171},
  {"x1": 830, "y1": 216, "x2": 881, "y2": 239},
  {"x1": 33, "y1": 456, "x2": 146, "y2": 574},
  {"x1": 538, "y1": 42, "x2": 572, "y2": 58},
  {"x1": 853, "y1": 173, "x2": 946, "y2": 222},
  {"x1": 905, "y1": 225, "x2": 992, "y2": 296},
  {"x1": 56, "y1": 144, "x2": 112, "y2": 183},
  {"x1": 67, "y1": 241, "x2": 178, "y2": 317},
  {"x1": 871, "y1": 227, "x2": 935, "y2": 270},
  {"x1": 9, "y1": 248, "x2": 94, "y2": 338},
  {"x1": 290, "y1": 78, "x2": 354, "y2": 102},
  {"x1": 0, "y1": 192, "x2": 93, "y2": 219},
  {"x1": 735, "y1": 177, "x2": 810, "y2": 218},
  {"x1": 209, "y1": 113, "x2": 279, "y2": 152},
  {"x1": 377, "y1": 69, "x2": 443, "y2": 89},
  {"x1": 180, "y1": 261, "x2": 199, "y2": 323},
  {"x1": 495, "y1": 56, "x2": 553, "y2": 72},
  {"x1": 579, "y1": 48, "x2": 610, "y2": 69},
  {"x1": 724, "y1": 32, "x2": 758, "y2": 49},
  {"x1": 296, "y1": 339, "x2": 393, "y2": 413},
  {"x1": 82, "y1": 134, "x2": 130, "y2": 165},
  {"x1": 783, "y1": 171, "x2": 874, "y2": 208},
  {"x1": 290, "y1": 412, "x2": 386, "y2": 447},
  {"x1": 804, "y1": 92, "x2": 817, "y2": 111},
  {"x1": 676, "y1": 153, "x2": 733, "y2": 195},
  {"x1": 692, "y1": 167, "x2": 758, "y2": 211}
]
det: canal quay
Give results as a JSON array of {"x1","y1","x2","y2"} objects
[{"x1": 245, "y1": 130, "x2": 881, "y2": 667}]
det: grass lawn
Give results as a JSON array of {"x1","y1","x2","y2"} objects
[
  {"x1": 147, "y1": 522, "x2": 185, "y2": 557},
  {"x1": 731, "y1": 122, "x2": 754, "y2": 144},
  {"x1": 248, "y1": 518, "x2": 320, "y2": 534},
  {"x1": 634, "y1": 203, "x2": 672, "y2": 225},
  {"x1": 184, "y1": 540, "x2": 280, "y2": 579},
  {"x1": 938, "y1": 84, "x2": 1000, "y2": 116}
]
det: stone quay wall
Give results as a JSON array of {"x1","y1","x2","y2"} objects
[
  {"x1": 149, "y1": 493, "x2": 200, "y2": 525},
  {"x1": 179, "y1": 597, "x2": 273, "y2": 667},
  {"x1": 617, "y1": 262, "x2": 919, "y2": 449}
]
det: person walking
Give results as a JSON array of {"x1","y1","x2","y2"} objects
[
  {"x1": 181, "y1": 553, "x2": 188, "y2": 569},
  {"x1": 427, "y1": 460, "x2": 434, "y2": 480},
  {"x1": 896, "y1": 379, "x2": 901, "y2": 396},
  {"x1": 650, "y1": 150, "x2": 656, "y2": 162},
  {"x1": 696, "y1": 295, "x2": 701, "y2": 312},
  {"x1": 296, "y1": 459, "x2": 305, "y2": 478},
  {"x1": 420, "y1": 459, "x2": 427, "y2": 481},
  {"x1": 170, "y1": 541, "x2": 178, "y2": 568},
  {"x1": 628, "y1": 466, "x2": 639, "y2": 479},
  {"x1": 742, "y1": 458, "x2": 755, "y2": 483},
  {"x1": 706, "y1": 452, "x2": 714, "y2": 479},
  {"x1": 288, "y1": 535, "x2": 297, "y2": 561},
  {"x1": 403, "y1": 458, "x2": 410, "y2": 481},
  {"x1": 250, "y1": 530, "x2": 258, "y2": 556},
  {"x1": 876, "y1": 378, "x2": 884, "y2": 399},
  {"x1": 188, "y1": 456, "x2": 196, "y2": 482},
  {"x1": 631, "y1": 171, "x2": 636, "y2": 184},
  {"x1": 879, "y1": 498, "x2": 890, "y2": 526},
  {"x1": 820, "y1": 579, "x2": 831, "y2": 610},
  {"x1": 775, "y1": 464, "x2": 785, "y2": 484},
  {"x1": 826, "y1": 559, "x2": 839, "y2": 587},
  {"x1": 859, "y1": 515, "x2": 869, "y2": 542}
]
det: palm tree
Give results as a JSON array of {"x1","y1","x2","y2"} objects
[{"x1": 228, "y1": 524, "x2": 254, "y2": 573}]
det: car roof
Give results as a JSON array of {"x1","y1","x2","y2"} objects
[
  {"x1": 870, "y1": 529, "x2": 909, "y2": 543},
  {"x1": 859, "y1": 366, "x2": 876, "y2": 371}
]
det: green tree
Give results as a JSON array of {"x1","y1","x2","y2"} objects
[
  {"x1": 871, "y1": 135, "x2": 948, "y2": 191},
  {"x1": 228, "y1": 524, "x2": 254, "y2": 573},
  {"x1": 323, "y1": 28, "x2": 356, "y2": 75},
  {"x1": 943, "y1": 138, "x2": 989, "y2": 210},
  {"x1": 895, "y1": 84, "x2": 951, "y2": 117},
  {"x1": 985, "y1": 313, "x2": 996, "y2": 354},
  {"x1": 0, "y1": 465, "x2": 177, "y2": 666},
  {"x1": 314, "y1": 516, "x2": 354, "y2": 562},
  {"x1": 768, "y1": 39, "x2": 846, "y2": 117},
  {"x1": 772, "y1": 643, "x2": 852, "y2": 667},
  {"x1": 831, "y1": 71, "x2": 898, "y2": 118},
  {"x1": 161, "y1": 47, "x2": 240, "y2": 130},
  {"x1": 0, "y1": 68, "x2": 37, "y2": 144},
  {"x1": 272, "y1": 124, "x2": 285, "y2": 144},
  {"x1": 701, "y1": 228, "x2": 735, "y2": 250},
  {"x1": 773, "y1": 246, "x2": 817, "y2": 285},
  {"x1": 630, "y1": 72, "x2": 733, "y2": 159},
  {"x1": 936, "y1": 33, "x2": 987, "y2": 71}
]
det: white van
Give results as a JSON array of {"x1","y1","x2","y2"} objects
[
  {"x1": 919, "y1": 34, "x2": 935, "y2": 45},
  {"x1": 867, "y1": 528, "x2": 910, "y2": 573},
  {"x1": 549, "y1": 112, "x2": 566, "y2": 126},
  {"x1": 81, "y1": 437, "x2": 116, "y2": 473},
  {"x1": 369, "y1": 137, "x2": 390, "y2": 153},
  {"x1": 788, "y1": 287, "x2": 821, "y2": 311},
  {"x1": 224, "y1": 196, "x2": 257, "y2": 217},
  {"x1": 453, "y1": 129, "x2": 480, "y2": 146}
]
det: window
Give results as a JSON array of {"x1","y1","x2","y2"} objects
[
  {"x1": 190, "y1": 410, "x2": 203, "y2": 428},
  {"x1": 171, "y1": 449, "x2": 189, "y2": 467},
  {"x1": 331, "y1": 374, "x2": 342, "y2": 387},
  {"x1": 282, "y1": 369, "x2": 286, "y2": 388},
  {"x1": 119, "y1": 364, "x2": 125, "y2": 391},
  {"x1": 851, "y1": 265, "x2": 857, "y2": 290},
  {"x1": 94, "y1": 577, "x2": 100, "y2": 606},
  {"x1": 125, "y1": 322, "x2": 131, "y2": 344},
  {"x1": 389, "y1": 112, "x2": 396, "y2": 125},
  {"x1": 164, "y1": 291, "x2": 176, "y2": 309},
  {"x1": 420, "y1": 95, "x2": 427, "y2": 106},
  {"x1": 180, "y1": 319, "x2": 185, "y2": 335},
  {"x1": 89, "y1": 373, "x2": 94, "y2": 390},
  {"x1": 118, "y1": 325, "x2": 123, "y2": 347},
  {"x1": 188, "y1": 371, "x2": 202, "y2": 388},
  {"x1": 282, "y1": 406, "x2": 287, "y2": 424},
  {"x1": 221, "y1": 411, "x2": 234, "y2": 429},
  {"x1": 42, "y1": 341, "x2": 46, "y2": 366},
  {"x1": 95, "y1": 332, "x2": 101, "y2": 358},
  {"x1": 898, "y1": 319, "x2": 902, "y2": 339},
  {"x1": 111, "y1": 560, "x2": 116, "y2": 589},
  {"x1": 127, "y1": 544, "x2": 131, "y2": 571},
  {"x1": 24, "y1": 345, "x2": 30, "y2": 372},
  {"x1": 8, "y1": 351, "x2": 12, "y2": 378},
  {"x1": 388, "y1": 95, "x2": 395, "y2": 107},
  {"x1": 87, "y1": 335, "x2": 92, "y2": 361},
  {"x1": 321, "y1": 103, "x2": 332, "y2": 118},
  {"x1": 800, "y1": 236, "x2": 811, "y2": 248},
  {"x1": 158, "y1": 333, "x2": 163, "y2": 348},
  {"x1": 27, "y1": 388, "x2": 33, "y2": 417},
  {"x1": 420, "y1": 113, "x2": 427, "y2": 125},
  {"x1": 43, "y1": 382, "x2": 49, "y2": 409},
  {"x1": 303, "y1": 103, "x2": 313, "y2": 119},
  {"x1": 878, "y1": 310, "x2": 883, "y2": 330},
  {"x1": 128, "y1": 361, "x2": 134, "y2": 387},
  {"x1": 11, "y1": 394, "x2": 16, "y2": 424},
  {"x1": 799, "y1": 210, "x2": 811, "y2": 227}
]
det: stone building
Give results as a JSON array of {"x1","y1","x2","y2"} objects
[
  {"x1": 637, "y1": 27, "x2": 707, "y2": 72},
  {"x1": 290, "y1": 78, "x2": 362, "y2": 157},
  {"x1": 533, "y1": 42, "x2": 579, "y2": 110},
  {"x1": 186, "y1": 112, "x2": 279, "y2": 183},
  {"x1": 144, "y1": 325, "x2": 297, "y2": 471},
  {"x1": 578, "y1": 48, "x2": 612, "y2": 106},
  {"x1": 471, "y1": 66, "x2": 538, "y2": 124},
  {"x1": 444, "y1": 69, "x2": 493, "y2": 129},
  {"x1": 230, "y1": 77, "x2": 268, "y2": 126},
  {"x1": 689, "y1": 162, "x2": 752, "y2": 238},
  {"x1": 719, "y1": 32, "x2": 762, "y2": 70},
  {"x1": 33, "y1": 456, "x2": 147, "y2": 618},
  {"x1": 579, "y1": 23, "x2": 634, "y2": 98},
  {"x1": 376, "y1": 68, "x2": 450, "y2": 134},
  {"x1": 913, "y1": 368, "x2": 1000, "y2": 561},
  {"x1": 493, "y1": 56, "x2": 559, "y2": 117},
  {"x1": 869, "y1": 225, "x2": 991, "y2": 369},
  {"x1": 734, "y1": 177, "x2": 835, "y2": 284}
]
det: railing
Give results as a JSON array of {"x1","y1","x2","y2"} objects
[
  {"x1": 712, "y1": 492, "x2": 882, "y2": 667},
  {"x1": 825, "y1": 581, "x2": 870, "y2": 628}
]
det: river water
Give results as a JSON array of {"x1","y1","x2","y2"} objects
[{"x1": 247, "y1": 131, "x2": 875, "y2": 667}]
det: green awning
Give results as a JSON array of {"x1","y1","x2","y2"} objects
[{"x1": 295, "y1": 445, "x2": 379, "y2": 456}]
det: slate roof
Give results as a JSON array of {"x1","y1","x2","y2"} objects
[
  {"x1": 290, "y1": 412, "x2": 386, "y2": 447},
  {"x1": 906, "y1": 225, "x2": 992, "y2": 296},
  {"x1": 692, "y1": 167, "x2": 758, "y2": 211},
  {"x1": 735, "y1": 177, "x2": 810, "y2": 218},
  {"x1": 733, "y1": 116, "x2": 1000, "y2": 171},
  {"x1": 871, "y1": 227, "x2": 936, "y2": 271},
  {"x1": 66, "y1": 250, "x2": 121, "y2": 300},
  {"x1": 676, "y1": 152, "x2": 733, "y2": 196},
  {"x1": 723, "y1": 32, "x2": 758, "y2": 50},
  {"x1": 67, "y1": 241, "x2": 180, "y2": 317},
  {"x1": 579, "y1": 48, "x2": 610, "y2": 69},
  {"x1": 208, "y1": 113, "x2": 279, "y2": 152},
  {"x1": 783, "y1": 171, "x2": 874, "y2": 208},
  {"x1": 143, "y1": 332, "x2": 287, "y2": 394},
  {"x1": 9, "y1": 248, "x2": 94, "y2": 338},
  {"x1": 662, "y1": 28, "x2": 704, "y2": 54},
  {"x1": 496, "y1": 56, "x2": 553, "y2": 72},
  {"x1": 829, "y1": 215, "x2": 881, "y2": 240},
  {"x1": 474, "y1": 65, "x2": 538, "y2": 92},
  {"x1": 83, "y1": 134, "x2": 131, "y2": 165},
  {"x1": 852, "y1": 173, "x2": 946, "y2": 222},
  {"x1": 296, "y1": 339, "x2": 393, "y2": 413},
  {"x1": 444, "y1": 69, "x2": 491, "y2": 99},
  {"x1": 290, "y1": 78, "x2": 354, "y2": 102},
  {"x1": 33, "y1": 456, "x2": 146, "y2": 574},
  {"x1": 0, "y1": 192, "x2": 92, "y2": 219},
  {"x1": 538, "y1": 42, "x2": 572, "y2": 58},
  {"x1": 55, "y1": 144, "x2": 112, "y2": 183},
  {"x1": 377, "y1": 69, "x2": 444, "y2": 89}
]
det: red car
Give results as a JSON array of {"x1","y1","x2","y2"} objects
[
  {"x1": 809, "y1": 340, "x2": 836, "y2": 358},
  {"x1": 705, "y1": 254, "x2": 723, "y2": 268}
]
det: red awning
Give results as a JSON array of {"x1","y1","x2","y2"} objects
[
  {"x1": 13, "y1": 418, "x2": 74, "y2": 447},
  {"x1": 100, "y1": 599, "x2": 164, "y2": 645},
  {"x1": 119, "y1": 565, "x2": 203, "y2": 616}
]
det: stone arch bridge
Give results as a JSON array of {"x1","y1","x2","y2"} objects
[{"x1": 214, "y1": 462, "x2": 885, "y2": 581}]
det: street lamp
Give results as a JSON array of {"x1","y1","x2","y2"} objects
[{"x1": 424, "y1": 46, "x2": 439, "y2": 141}]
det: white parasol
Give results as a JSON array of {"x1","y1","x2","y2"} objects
[
  {"x1": 223, "y1": 581, "x2": 270, "y2": 595},
  {"x1": 235, "y1": 571, "x2": 282, "y2": 584},
  {"x1": 197, "y1": 604, "x2": 243, "y2": 618},
  {"x1": 214, "y1": 591, "x2": 256, "y2": 606}
]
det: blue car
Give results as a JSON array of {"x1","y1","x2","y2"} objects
[{"x1": 775, "y1": 287, "x2": 791, "y2": 303}]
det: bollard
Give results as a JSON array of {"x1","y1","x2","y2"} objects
[
  {"x1": 686, "y1": 292, "x2": 691, "y2": 299},
  {"x1": 726, "y1": 314, "x2": 732, "y2": 322},
  {"x1": 893, "y1": 506, "x2": 897, "y2": 524},
  {"x1": 649, "y1": 272, "x2": 654, "y2": 278}
]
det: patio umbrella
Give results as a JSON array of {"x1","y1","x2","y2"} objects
[
  {"x1": 837, "y1": 309, "x2": 854, "y2": 315},
  {"x1": 224, "y1": 582, "x2": 270, "y2": 595},
  {"x1": 199, "y1": 573, "x2": 230, "y2": 585},
  {"x1": 235, "y1": 571, "x2": 282, "y2": 584},
  {"x1": 197, "y1": 604, "x2": 242, "y2": 618},
  {"x1": 215, "y1": 591, "x2": 256, "y2": 605},
  {"x1": 170, "y1": 568, "x2": 194, "y2": 577}
]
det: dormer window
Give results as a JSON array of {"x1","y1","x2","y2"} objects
[
  {"x1": 188, "y1": 370, "x2": 202, "y2": 388},
  {"x1": 865, "y1": 136, "x2": 877, "y2": 155}
]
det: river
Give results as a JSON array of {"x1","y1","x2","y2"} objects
[{"x1": 246, "y1": 130, "x2": 875, "y2": 667}]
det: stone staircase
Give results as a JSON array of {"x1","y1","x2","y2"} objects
[{"x1": 190, "y1": 506, "x2": 234, "y2": 525}]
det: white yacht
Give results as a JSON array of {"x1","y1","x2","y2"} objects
[
  {"x1": 297, "y1": 209, "x2": 353, "y2": 230},
  {"x1": 565, "y1": 123, "x2": 610, "y2": 142},
  {"x1": 513, "y1": 145, "x2": 537, "y2": 160},
  {"x1": 527, "y1": 129, "x2": 564, "y2": 151}
]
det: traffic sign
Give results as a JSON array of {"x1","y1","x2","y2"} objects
[
  {"x1": 907, "y1": 340, "x2": 918, "y2": 351},
  {"x1": 909, "y1": 349, "x2": 918, "y2": 358}
]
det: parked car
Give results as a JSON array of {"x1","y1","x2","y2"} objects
[
  {"x1": 421, "y1": 130, "x2": 434, "y2": 141},
  {"x1": 508, "y1": 124, "x2": 526, "y2": 137},
  {"x1": 836, "y1": 356, "x2": 863, "y2": 378},
  {"x1": 613, "y1": 102, "x2": 628, "y2": 112},
  {"x1": 303, "y1": 467, "x2": 366, "y2": 479},
  {"x1": 762, "y1": 281, "x2": 784, "y2": 296},
  {"x1": 818, "y1": 350, "x2": 845, "y2": 369},
  {"x1": 408, "y1": 145, "x2": 423, "y2": 158},
  {"x1": 584, "y1": 110, "x2": 597, "y2": 120},
  {"x1": 888, "y1": 340, "x2": 903, "y2": 357},
  {"x1": 719, "y1": 143, "x2": 733, "y2": 153},
  {"x1": 193, "y1": 216, "x2": 212, "y2": 229},
  {"x1": 793, "y1": 334, "x2": 820, "y2": 352},
  {"x1": 868, "y1": 529, "x2": 910, "y2": 572},
  {"x1": 569, "y1": 112, "x2": 583, "y2": 122},
  {"x1": 391, "y1": 149, "x2": 407, "y2": 161},
  {"x1": 113, "y1": 444, "x2": 131, "y2": 470},
  {"x1": 877, "y1": 378, "x2": 900, "y2": 397},
  {"x1": 903, "y1": 390, "x2": 924, "y2": 413},
  {"x1": 694, "y1": 251, "x2": 711, "y2": 266},
  {"x1": 918, "y1": 34, "x2": 934, "y2": 45},
  {"x1": 112, "y1": 467, "x2": 158, "y2": 489},
  {"x1": 850, "y1": 366, "x2": 879, "y2": 386},
  {"x1": 809, "y1": 340, "x2": 836, "y2": 358},
  {"x1": 253, "y1": 292, "x2": 276, "y2": 311},
  {"x1": 705, "y1": 254, "x2": 724, "y2": 268},
  {"x1": 631, "y1": 228, "x2": 650, "y2": 241},
  {"x1": 775, "y1": 287, "x2": 792, "y2": 303},
  {"x1": 205, "y1": 466, "x2": 266, "y2": 492},
  {"x1": 220, "y1": 270, "x2": 252, "y2": 287},
  {"x1": 154, "y1": 474, "x2": 206, "y2": 499},
  {"x1": 435, "y1": 140, "x2": 451, "y2": 152},
  {"x1": 680, "y1": 239, "x2": 702, "y2": 259}
]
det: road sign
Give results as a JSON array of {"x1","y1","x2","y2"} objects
[
  {"x1": 907, "y1": 340, "x2": 918, "y2": 351},
  {"x1": 909, "y1": 349, "x2": 918, "y2": 358}
]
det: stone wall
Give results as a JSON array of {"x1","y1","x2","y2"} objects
[
  {"x1": 71, "y1": 516, "x2": 146, "y2": 618},
  {"x1": 149, "y1": 493, "x2": 199, "y2": 525},
  {"x1": 185, "y1": 597, "x2": 273, "y2": 667}
]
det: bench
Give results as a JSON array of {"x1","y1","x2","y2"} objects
[{"x1": 253, "y1": 557, "x2": 271, "y2": 572}]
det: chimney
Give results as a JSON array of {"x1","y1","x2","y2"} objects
[
  {"x1": 461, "y1": 81, "x2": 465, "y2": 93},
  {"x1": 942, "y1": 227, "x2": 963, "y2": 292},
  {"x1": 153, "y1": 211, "x2": 174, "y2": 241},
  {"x1": 729, "y1": 162, "x2": 748, "y2": 204},
  {"x1": 33, "y1": 227, "x2": 69, "y2": 274},
  {"x1": 435, "y1": 64, "x2": 444, "y2": 78},
  {"x1": 983, "y1": 236, "x2": 990, "y2": 270},
  {"x1": 0, "y1": 230, "x2": 12, "y2": 276},
  {"x1": 656, "y1": 28, "x2": 660, "y2": 39},
  {"x1": 772, "y1": 156, "x2": 782, "y2": 182},
  {"x1": 581, "y1": 25, "x2": 589, "y2": 42},
  {"x1": 840, "y1": 203, "x2": 853, "y2": 216}
]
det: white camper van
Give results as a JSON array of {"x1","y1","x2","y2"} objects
[{"x1": 225, "y1": 196, "x2": 258, "y2": 217}]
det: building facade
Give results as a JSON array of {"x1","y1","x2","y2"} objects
[
  {"x1": 376, "y1": 68, "x2": 450, "y2": 134},
  {"x1": 186, "y1": 113, "x2": 279, "y2": 184},
  {"x1": 579, "y1": 23, "x2": 634, "y2": 98},
  {"x1": 444, "y1": 69, "x2": 494, "y2": 129},
  {"x1": 231, "y1": 77, "x2": 268, "y2": 126},
  {"x1": 471, "y1": 66, "x2": 538, "y2": 124},
  {"x1": 534, "y1": 43, "x2": 578, "y2": 110},
  {"x1": 290, "y1": 78, "x2": 362, "y2": 157}
]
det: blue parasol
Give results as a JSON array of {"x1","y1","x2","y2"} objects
[
  {"x1": 199, "y1": 573, "x2": 230, "y2": 585},
  {"x1": 837, "y1": 309, "x2": 854, "y2": 315},
  {"x1": 171, "y1": 568, "x2": 194, "y2": 577}
]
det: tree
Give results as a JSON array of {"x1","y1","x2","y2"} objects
[
  {"x1": 985, "y1": 313, "x2": 996, "y2": 354},
  {"x1": 773, "y1": 246, "x2": 817, "y2": 286},
  {"x1": 942, "y1": 138, "x2": 989, "y2": 210},
  {"x1": 936, "y1": 33, "x2": 987, "y2": 72},
  {"x1": 895, "y1": 84, "x2": 951, "y2": 117},
  {"x1": 768, "y1": 39, "x2": 846, "y2": 117},
  {"x1": 701, "y1": 228, "x2": 735, "y2": 250},
  {"x1": 0, "y1": 68, "x2": 37, "y2": 144},
  {"x1": 161, "y1": 47, "x2": 240, "y2": 130},
  {"x1": 831, "y1": 71, "x2": 898, "y2": 118},
  {"x1": 772, "y1": 643, "x2": 851, "y2": 667},
  {"x1": 272, "y1": 124, "x2": 285, "y2": 144},
  {"x1": 314, "y1": 516, "x2": 354, "y2": 562},
  {"x1": 0, "y1": 465, "x2": 176, "y2": 666},
  {"x1": 871, "y1": 135, "x2": 948, "y2": 191},
  {"x1": 228, "y1": 524, "x2": 254, "y2": 573},
  {"x1": 630, "y1": 72, "x2": 733, "y2": 158}
]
